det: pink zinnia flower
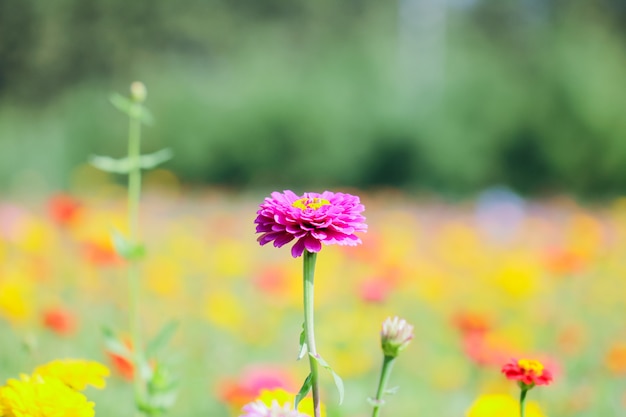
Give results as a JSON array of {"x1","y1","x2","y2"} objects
[
  {"x1": 240, "y1": 400, "x2": 310, "y2": 417},
  {"x1": 255, "y1": 190, "x2": 367, "y2": 258},
  {"x1": 502, "y1": 358, "x2": 554, "y2": 387}
]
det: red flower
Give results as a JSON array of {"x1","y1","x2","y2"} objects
[
  {"x1": 48, "y1": 193, "x2": 82, "y2": 227},
  {"x1": 502, "y1": 358, "x2": 553, "y2": 387},
  {"x1": 106, "y1": 339, "x2": 135, "y2": 381},
  {"x1": 42, "y1": 307, "x2": 77, "y2": 335},
  {"x1": 81, "y1": 240, "x2": 123, "y2": 267}
]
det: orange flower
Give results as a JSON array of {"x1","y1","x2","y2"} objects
[
  {"x1": 605, "y1": 343, "x2": 626, "y2": 375},
  {"x1": 47, "y1": 193, "x2": 82, "y2": 227},
  {"x1": 452, "y1": 311, "x2": 492, "y2": 336},
  {"x1": 42, "y1": 307, "x2": 77, "y2": 336},
  {"x1": 81, "y1": 241, "x2": 122, "y2": 267},
  {"x1": 105, "y1": 339, "x2": 134, "y2": 381}
]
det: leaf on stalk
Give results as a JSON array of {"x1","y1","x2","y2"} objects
[
  {"x1": 367, "y1": 397, "x2": 385, "y2": 407},
  {"x1": 385, "y1": 386, "x2": 399, "y2": 395},
  {"x1": 138, "y1": 148, "x2": 173, "y2": 169},
  {"x1": 89, "y1": 155, "x2": 132, "y2": 174},
  {"x1": 111, "y1": 229, "x2": 145, "y2": 261},
  {"x1": 309, "y1": 353, "x2": 344, "y2": 405},
  {"x1": 110, "y1": 93, "x2": 133, "y2": 115},
  {"x1": 294, "y1": 373, "x2": 312, "y2": 409},
  {"x1": 101, "y1": 325, "x2": 131, "y2": 358},
  {"x1": 89, "y1": 149, "x2": 172, "y2": 174},
  {"x1": 110, "y1": 93, "x2": 154, "y2": 125},
  {"x1": 297, "y1": 324, "x2": 307, "y2": 360},
  {"x1": 145, "y1": 320, "x2": 179, "y2": 358}
]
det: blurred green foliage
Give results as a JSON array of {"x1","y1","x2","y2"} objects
[{"x1": 1, "y1": 0, "x2": 626, "y2": 196}]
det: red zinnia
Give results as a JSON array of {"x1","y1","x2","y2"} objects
[{"x1": 502, "y1": 358, "x2": 553, "y2": 387}]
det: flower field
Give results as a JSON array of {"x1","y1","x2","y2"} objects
[{"x1": 0, "y1": 179, "x2": 625, "y2": 416}]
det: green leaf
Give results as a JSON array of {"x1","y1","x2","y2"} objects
[
  {"x1": 89, "y1": 154, "x2": 132, "y2": 174},
  {"x1": 297, "y1": 323, "x2": 307, "y2": 360},
  {"x1": 294, "y1": 373, "x2": 312, "y2": 409},
  {"x1": 110, "y1": 93, "x2": 154, "y2": 125},
  {"x1": 111, "y1": 229, "x2": 145, "y2": 261},
  {"x1": 89, "y1": 149, "x2": 172, "y2": 174},
  {"x1": 309, "y1": 353, "x2": 344, "y2": 405},
  {"x1": 145, "y1": 320, "x2": 179, "y2": 358},
  {"x1": 110, "y1": 93, "x2": 133, "y2": 115},
  {"x1": 138, "y1": 148, "x2": 173, "y2": 169},
  {"x1": 101, "y1": 325, "x2": 131, "y2": 358}
]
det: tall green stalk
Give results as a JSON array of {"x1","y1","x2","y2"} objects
[
  {"x1": 303, "y1": 250, "x2": 321, "y2": 417},
  {"x1": 127, "y1": 91, "x2": 146, "y2": 413}
]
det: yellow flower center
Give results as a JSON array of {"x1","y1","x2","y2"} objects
[
  {"x1": 518, "y1": 359, "x2": 544, "y2": 375},
  {"x1": 292, "y1": 197, "x2": 331, "y2": 211}
]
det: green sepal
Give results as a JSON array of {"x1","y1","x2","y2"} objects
[
  {"x1": 294, "y1": 373, "x2": 313, "y2": 409},
  {"x1": 309, "y1": 353, "x2": 344, "y2": 405},
  {"x1": 111, "y1": 229, "x2": 145, "y2": 261},
  {"x1": 297, "y1": 323, "x2": 307, "y2": 360},
  {"x1": 89, "y1": 148, "x2": 173, "y2": 174},
  {"x1": 101, "y1": 325, "x2": 132, "y2": 358},
  {"x1": 110, "y1": 93, "x2": 154, "y2": 125},
  {"x1": 145, "y1": 320, "x2": 179, "y2": 358}
]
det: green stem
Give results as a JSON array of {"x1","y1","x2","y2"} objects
[
  {"x1": 371, "y1": 355, "x2": 396, "y2": 417},
  {"x1": 303, "y1": 250, "x2": 321, "y2": 417},
  {"x1": 128, "y1": 102, "x2": 145, "y2": 413},
  {"x1": 519, "y1": 388, "x2": 528, "y2": 417}
]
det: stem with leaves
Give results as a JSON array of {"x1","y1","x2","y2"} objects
[
  {"x1": 127, "y1": 84, "x2": 146, "y2": 413},
  {"x1": 95, "y1": 82, "x2": 178, "y2": 416},
  {"x1": 302, "y1": 250, "x2": 321, "y2": 417}
]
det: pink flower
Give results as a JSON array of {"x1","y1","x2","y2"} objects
[
  {"x1": 240, "y1": 400, "x2": 310, "y2": 417},
  {"x1": 255, "y1": 190, "x2": 367, "y2": 258},
  {"x1": 502, "y1": 358, "x2": 554, "y2": 388}
]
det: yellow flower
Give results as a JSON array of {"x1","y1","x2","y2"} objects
[
  {"x1": 466, "y1": 394, "x2": 546, "y2": 417},
  {"x1": 34, "y1": 360, "x2": 110, "y2": 391},
  {"x1": 0, "y1": 374, "x2": 95, "y2": 417},
  {"x1": 257, "y1": 388, "x2": 326, "y2": 417}
]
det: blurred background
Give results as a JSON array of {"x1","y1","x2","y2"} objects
[
  {"x1": 1, "y1": 2, "x2": 626, "y2": 417},
  {"x1": 1, "y1": 0, "x2": 626, "y2": 197}
]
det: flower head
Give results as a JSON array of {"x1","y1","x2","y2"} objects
[
  {"x1": 381, "y1": 316, "x2": 414, "y2": 358},
  {"x1": 34, "y1": 359, "x2": 110, "y2": 391},
  {"x1": 0, "y1": 374, "x2": 95, "y2": 417},
  {"x1": 255, "y1": 190, "x2": 366, "y2": 258},
  {"x1": 501, "y1": 358, "x2": 553, "y2": 388}
]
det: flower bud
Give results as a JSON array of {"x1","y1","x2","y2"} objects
[
  {"x1": 381, "y1": 316, "x2": 414, "y2": 358},
  {"x1": 130, "y1": 81, "x2": 147, "y2": 103}
]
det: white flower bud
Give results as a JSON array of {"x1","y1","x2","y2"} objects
[{"x1": 381, "y1": 316, "x2": 414, "y2": 358}]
